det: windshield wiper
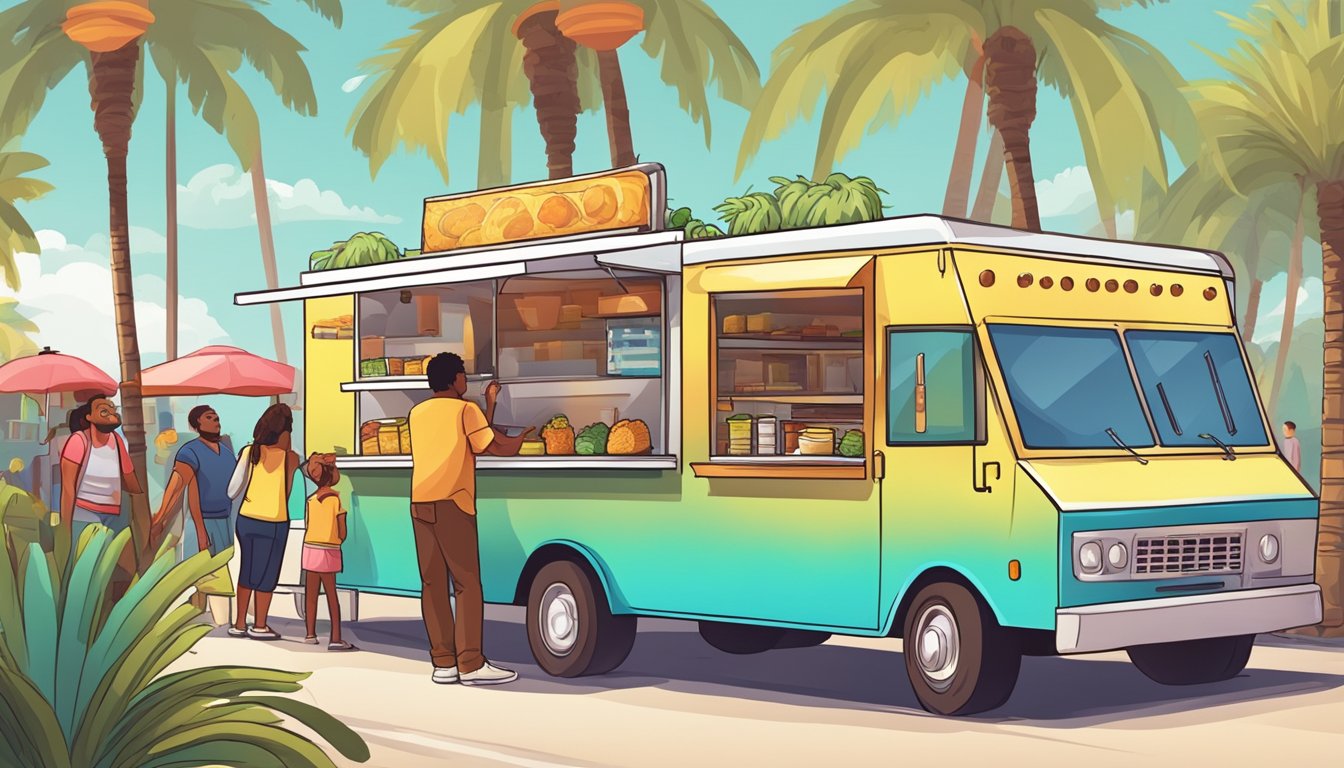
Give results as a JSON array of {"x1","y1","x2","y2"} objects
[
  {"x1": 1199, "y1": 433, "x2": 1237, "y2": 461},
  {"x1": 1156, "y1": 382, "x2": 1183, "y2": 436},
  {"x1": 1106, "y1": 428, "x2": 1149, "y2": 465},
  {"x1": 1204, "y1": 351, "x2": 1237, "y2": 436}
]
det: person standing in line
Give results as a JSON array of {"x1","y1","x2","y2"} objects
[
  {"x1": 152, "y1": 405, "x2": 237, "y2": 621},
  {"x1": 231, "y1": 403, "x2": 301, "y2": 641},
  {"x1": 1282, "y1": 421, "x2": 1302, "y2": 472},
  {"x1": 300, "y1": 452, "x2": 357, "y2": 651},
  {"x1": 59, "y1": 395, "x2": 144, "y2": 537},
  {"x1": 409, "y1": 352, "x2": 530, "y2": 686}
]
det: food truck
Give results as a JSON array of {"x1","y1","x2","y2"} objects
[{"x1": 236, "y1": 164, "x2": 1322, "y2": 716}]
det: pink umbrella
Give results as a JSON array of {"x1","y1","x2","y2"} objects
[
  {"x1": 0, "y1": 347, "x2": 119, "y2": 402},
  {"x1": 140, "y1": 345, "x2": 295, "y2": 397}
]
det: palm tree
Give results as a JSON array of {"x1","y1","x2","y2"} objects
[
  {"x1": 0, "y1": 299, "x2": 40, "y2": 363},
  {"x1": 1191, "y1": 0, "x2": 1344, "y2": 634},
  {"x1": 145, "y1": 0, "x2": 341, "y2": 364},
  {"x1": 556, "y1": 0, "x2": 645, "y2": 168},
  {"x1": 516, "y1": 3, "x2": 582, "y2": 179},
  {"x1": 737, "y1": 0, "x2": 1197, "y2": 232},
  {"x1": 350, "y1": 0, "x2": 759, "y2": 188},
  {"x1": 0, "y1": 150, "x2": 52, "y2": 291}
]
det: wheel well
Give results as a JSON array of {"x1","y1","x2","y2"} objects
[
  {"x1": 512, "y1": 543, "x2": 604, "y2": 605},
  {"x1": 887, "y1": 566, "x2": 982, "y2": 638}
]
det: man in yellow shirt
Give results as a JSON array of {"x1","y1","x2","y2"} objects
[{"x1": 410, "y1": 352, "x2": 530, "y2": 686}]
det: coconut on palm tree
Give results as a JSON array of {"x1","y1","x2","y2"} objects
[
  {"x1": 0, "y1": 150, "x2": 52, "y2": 291},
  {"x1": 350, "y1": 0, "x2": 759, "y2": 188},
  {"x1": 737, "y1": 0, "x2": 1197, "y2": 233},
  {"x1": 1190, "y1": 0, "x2": 1344, "y2": 634}
]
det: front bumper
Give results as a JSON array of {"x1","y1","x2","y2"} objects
[{"x1": 1056, "y1": 583, "x2": 1322, "y2": 654}]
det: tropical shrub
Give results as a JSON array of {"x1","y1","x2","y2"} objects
[
  {"x1": 666, "y1": 206, "x2": 724, "y2": 240},
  {"x1": 310, "y1": 232, "x2": 416, "y2": 271},
  {"x1": 714, "y1": 173, "x2": 885, "y2": 235},
  {"x1": 0, "y1": 515, "x2": 370, "y2": 768}
]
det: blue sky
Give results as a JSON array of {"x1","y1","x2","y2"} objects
[{"x1": 4, "y1": 0, "x2": 1318, "y2": 426}]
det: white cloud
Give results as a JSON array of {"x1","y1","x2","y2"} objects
[
  {"x1": 1035, "y1": 165, "x2": 1096, "y2": 219},
  {"x1": 341, "y1": 75, "x2": 369, "y2": 93},
  {"x1": 178, "y1": 164, "x2": 400, "y2": 230},
  {"x1": 3, "y1": 239, "x2": 229, "y2": 379},
  {"x1": 31, "y1": 226, "x2": 167, "y2": 268}
]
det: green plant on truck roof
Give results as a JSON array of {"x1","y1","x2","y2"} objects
[
  {"x1": 714, "y1": 173, "x2": 886, "y2": 235},
  {"x1": 0, "y1": 511, "x2": 370, "y2": 768},
  {"x1": 310, "y1": 231, "x2": 406, "y2": 271}
]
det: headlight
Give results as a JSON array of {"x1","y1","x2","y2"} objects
[
  {"x1": 1079, "y1": 542, "x2": 1103, "y2": 574},
  {"x1": 1259, "y1": 534, "x2": 1280, "y2": 564},
  {"x1": 1107, "y1": 543, "x2": 1128, "y2": 570}
]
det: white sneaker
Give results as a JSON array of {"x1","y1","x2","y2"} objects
[
  {"x1": 459, "y1": 661, "x2": 518, "y2": 686},
  {"x1": 431, "y1": 667, "x2": 459, "y2": 685}
]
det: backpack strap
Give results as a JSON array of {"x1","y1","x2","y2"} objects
[{"x1": 70, "y1": 430, "x2": 91, "y2": 506}]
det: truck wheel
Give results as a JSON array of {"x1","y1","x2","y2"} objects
[
  {"x1": 698, "y1": 621, "x2": 786, "y2": 654},
  {"x1": 902, "y1": 582, "x2": 1021, "y2": 716},
  {"x1": 1127, "y1": 635, "x2": 1254, "y2": 685},
  {"x1": 527, "y1": 560, "x2": 636, "y2": 678}
]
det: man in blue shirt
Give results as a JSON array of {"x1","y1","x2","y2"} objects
[{"x1": 152, "y1": 405, "x2": 236, "y2": 557}]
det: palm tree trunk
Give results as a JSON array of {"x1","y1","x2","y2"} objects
[
  {"x1": 1316, "y1": 177, "x2": 1344, "y2": 633},
  {"x1": 478, "y1": 104, "x2": 512, "y2": 189},
  {"x1": 597, "y1": 48, "x2": 635, "y2": 168},
  {"x1": 165, "y1": 76, "x2": 178, "y2": 361},
  {"x1": 249, "y1": 141, "x2": 287, "y2": 365},
  {"x1": 943, "y1": 52, "x2": 985, "y2": 218},
  {"x1": 971, "y1": 129, "x2": 1005, "y2": 222},
  {"x1": 517, "y1": 9, "x2": 580, "y2": 179},
  {"x1": 1270, "y1": 180, "x2": 1307, "y2": 414},
  {"x1": 983, "y1": 26, "x2": 1041, "y2": 232},
  {"x1": 88, "y1": 41, "x2": 153, "y2": 572}
]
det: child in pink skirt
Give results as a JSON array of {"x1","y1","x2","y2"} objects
[{"x1": 302, "y1": 453, "x2": 356, "y2": 651}]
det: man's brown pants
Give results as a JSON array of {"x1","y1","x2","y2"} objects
[{"x1": 410, "y1": 500, "x2": 484, "y2": 674}]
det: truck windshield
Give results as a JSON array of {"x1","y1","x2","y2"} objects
[
  {"x1": 987, "y1": 325, "x2": 1155, "y2": 450},
  {"x1": 1125, "y1": 330, "x2": 1268, "y2": 447}
]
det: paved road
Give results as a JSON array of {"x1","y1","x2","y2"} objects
[{"x1": 176, "y1": 595, "x2": 1344, "y2": 767}]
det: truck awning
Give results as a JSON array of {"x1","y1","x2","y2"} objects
[
  {"x1": 234, "y1": 231, "x2": 683, "y2": 306},
  {"x1": 694, "y1": 254, "x2": 873, "y2": 293}
]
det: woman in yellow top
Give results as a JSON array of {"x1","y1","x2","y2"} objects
[
  {"x1": 301, "y1": 452, "x2": 356, "y2": 651},
  {"x1": 230, "y1": 404, "x2": 301, "y2": 641}
]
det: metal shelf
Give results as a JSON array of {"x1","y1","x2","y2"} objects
[
  {"x1": 336, "y1": 455, "x2": 678, "y2": 471},
  {"x1": 718, "y1": 336, "x2": 863, "y2": 350}
]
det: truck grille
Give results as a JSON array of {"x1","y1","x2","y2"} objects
[{"x1": 1134, "y1": 532, "x2": 1243, "y2": 576}]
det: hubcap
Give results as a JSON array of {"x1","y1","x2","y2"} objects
[
  {"x1": 914, "y1": 604, "x2": 960, "y2": 692},
  {"x1": 540, "y1": 583, "x2": 579, "y2": 657}
]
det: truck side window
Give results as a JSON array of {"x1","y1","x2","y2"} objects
[{"x1": 886, "y1": 328, "x2": 980, "y2": 444}]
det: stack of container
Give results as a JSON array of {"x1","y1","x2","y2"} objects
[{"x1": 756, "y1": 416, "x2": 778, "y2": 455}]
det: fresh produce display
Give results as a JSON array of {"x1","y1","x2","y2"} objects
[
  {"x1": 360, "y1": 418, "x2": 411, "y2": 455},
  {"x1": 424, "y1": 170, "x2": 652, "y2": 252},
  {"x1": 310, "y1": 232, "x2": 406, "y2": 271},
  {"x1": 713, "y1": 173, "x2": 886, "y2": 235},
  {"x1": 608, "y1": 419, "x2": 652, "y2": 455},
  {"x1": 575, "y1": 422, "x2": 611, "y2": 455},
  {"x1": 838, "y1": 430, "x2": 865, "y2": 458},
  {"x1": 359, "y1": 356, "x2": 434, "y2": 378},
  {"x1": 541, "y1": 414, "x2": 576, "y2": 455}
]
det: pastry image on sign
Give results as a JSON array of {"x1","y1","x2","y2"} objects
[{"x1": 421, "y1": 166, "x2": 664, "y2": 253}]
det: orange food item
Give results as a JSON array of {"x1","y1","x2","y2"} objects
[
  {"x1": 607, "y1": 419, "x2": 652, "y2": 455},
  {"x1": 438, "y1": 202, "x2": 486, "y2": 238},
  {"x1": 582, "y1": 184, "x2": 619, "y2": 223},
  {"x1": 537, "y1": 194, "x2": 581, "y2": 229}
]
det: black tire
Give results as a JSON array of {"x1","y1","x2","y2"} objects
[
  {"x1": 902, "y1": 582, "x2": 1021, "y2": 716},
  {"x1": 698, "y1": 621, "x2": 786, "y2": 654},
  {"x1": 773, "y1": 630, "x2": 832, "y2": 650},
  {"x1": 526, "y1": 560, "x2": 636, "y2": 678},
  {"x1": 1127, "y1": 634, "x2": 1254, "y2": 686}
]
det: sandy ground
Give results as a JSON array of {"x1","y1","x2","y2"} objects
[{"x1": 170, "y1": 594, "x2": 1344, "y2": 768}]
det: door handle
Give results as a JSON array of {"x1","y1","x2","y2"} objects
[
  {"x1": 974, "y1": 461, "x2": 1001, "y2": 493},
  {"x1": 872, "y1": 451, "x2": 885, "y2": 482}
]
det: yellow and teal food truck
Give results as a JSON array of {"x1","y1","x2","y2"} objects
[{"x1": 236, "y1": 164, "x2": 1321, "y2": 715}]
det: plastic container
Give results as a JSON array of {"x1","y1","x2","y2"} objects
[
  {"x1": 727, "y1": 414, "x2": 753, "y2": 456},
  {"x1": 799, "y1": 427, "x2": 836, "y2": 455},
  {"x1": 756, "y1": 416, "x2": 778, "y2": 455}
]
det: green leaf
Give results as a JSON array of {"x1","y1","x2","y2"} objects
[
  {"x1": 243, "y1": 696, "x2": 371, "y2": 762},
  {"x1": 22, "y1": 541, "x2": 58, "y2": 706}
]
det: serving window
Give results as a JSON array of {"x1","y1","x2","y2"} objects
[
  {"x1": 349, "y1": 269, "x2": 671, "y2": 464},
  {"x1": 710, "y1": 289, "x2": 866, "y2": 463}
]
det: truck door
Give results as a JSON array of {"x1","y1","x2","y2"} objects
[{"x1": 875, "y1": 255, "x2": 1017, "y2": 628}]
